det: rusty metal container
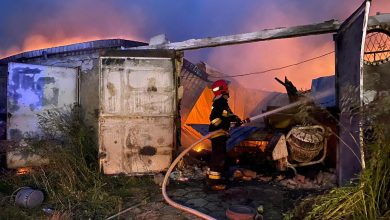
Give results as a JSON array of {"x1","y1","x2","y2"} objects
[
  {"x1": 226, "y1": 205, "x2": 256, "y2": 220},
  {"x1": 15, "y1": 187, "x2": 44, "y2": 209},
  {"x1": 98, "y1": 50, "x2": 180, "y2": 175}
]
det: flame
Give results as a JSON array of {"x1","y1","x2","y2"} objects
[
  {"x1": 207, "y1": 2, "x2": 336, "y2": 93},
  {"x1": 193, "y1": 143, "x2": 208, "y2": 153},
  {"x1": 1, "y1": 0, "x2": 389, "y2": 81},
  {"x1": 236, "y1": 140, "x2": 269, "y2": 152},
  {"x1": 16, "y1": 167, "x2": 32, "y2": 175},
  {"x1": 20, "y1": 35, "x2": 98, "y2": 53},
  {"x1": 207, "y1": 1, "x2": 389, "y2": 92},
  {"x1": 0, "y1": 1, "x2": 146, "y2": 58},
  {"x1": 208, "y1": 37, "x2": 335, "y2": 92}
]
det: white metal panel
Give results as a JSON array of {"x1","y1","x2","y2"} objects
[
  {"x1": 100, "y1": 117, "x2": 173, "y2": 174},
  {"x1": 99, "y1": 54, "x2": 177, "y2": 175},
  {"x1": 101, "y1": 57, "x2": 175, "y2": 116},
  {"x1": 7, "y1": 62, "x2": 78, "y2": 139}
]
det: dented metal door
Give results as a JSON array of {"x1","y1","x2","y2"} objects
[
  {"x1": 335, "y1": 1, "x2": 370, "y2": 185},
  {"x1": 7, "y1": 62, "x2": 78, "y2": 140},
  {"x1": 99, "y1": 50, "x2": 178, "y2": 175}
]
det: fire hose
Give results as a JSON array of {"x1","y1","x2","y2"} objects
[
  {"x1": 162, "y1": 99, "x2": 309, "y2": 219},
  {"x1": 162, "y1": 129, "x2": 226, "y2": 220}
]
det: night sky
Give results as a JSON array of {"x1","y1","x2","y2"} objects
[{"x1": 0, "y1": 0, "x2": 389, "y2": 91}]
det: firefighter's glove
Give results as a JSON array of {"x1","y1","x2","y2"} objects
[
  {"x1": 235, "y1": 120, "x2": 243, "y2": 127},
  {"x1": 230, "y1": 120, "x2": 242, "y2": 128},
  {"x1": 241, "y1": 118, "x2": 251, "y2": 124},
  {"x1": 230, "y1": 115, "x2": 242, "y2": 128}
]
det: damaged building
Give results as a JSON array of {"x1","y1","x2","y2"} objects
[{"x1": 0, "y1": 1, "x2": 389, "y2": 188}]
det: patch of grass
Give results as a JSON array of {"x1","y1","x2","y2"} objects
[
  {"x1": 304, "y1": 122, "x2": 389, "y2": 220},
  {"x1": 0, "y1": 105, "x2": 157, "y2": 219}
]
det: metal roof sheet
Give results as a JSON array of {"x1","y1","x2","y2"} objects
[{"x1": 0, "y1": 39, "x2": 147, "y2": 65}]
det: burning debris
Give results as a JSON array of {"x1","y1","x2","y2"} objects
[{"x1": 15, "y1": 167, "x2": 32, "y2": 175}]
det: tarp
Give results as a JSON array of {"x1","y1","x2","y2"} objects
[
  {"x1": 188, "y1": 124, "x2": 260, "y2": 152},
  {"x1": 310, "y1": 75, "x2": 336, "y2": 108}
]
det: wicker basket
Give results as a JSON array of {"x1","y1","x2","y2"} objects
[{"x1": 286, "y1": 125, "x2": 326, "y2": 163}]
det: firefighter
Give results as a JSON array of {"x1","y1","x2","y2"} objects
[{"x1": 207, "y1": 79, "x2": 244, "y2": 190}]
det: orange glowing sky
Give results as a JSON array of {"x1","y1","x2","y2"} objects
[
  {"x1": 0, "y1": 0, "x2": 389, "y2": 92},
  {"x1": 193, "y1": 0, "x2": 390, "y2": 92}
]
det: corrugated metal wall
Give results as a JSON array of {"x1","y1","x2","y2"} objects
[{"x1": 180, "y1": 60, "x2": 209, "y2": 121}]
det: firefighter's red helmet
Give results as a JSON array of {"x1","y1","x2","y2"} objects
[{"x1": 211, "y1": 80, "x2": 229, "y2": 96}]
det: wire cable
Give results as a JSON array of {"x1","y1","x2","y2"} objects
[{"x1": 209, "y1": 51, "x2": 335, "y2": 78}]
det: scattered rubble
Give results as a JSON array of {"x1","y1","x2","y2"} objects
[
  {"x1": 278, "y1": 171, "x2": 337, "y2": 189},
  {"x1": 170, "y1": 171, "x2": 189, "y2": 182},
  {"x1": 153, "y1": 173, "x2": 167, "y2": 186},
  {"x1": 171, "y1": 161, "x2": 337, "y2": 191},
  {"x1": 231, "y1": 169, "x2": 257, "y2": 181},
  {"x1": 242, "y1": 169, "x2": 257, "y2": 179},
  {"x1": 257, "y1": 176, "x2": 272, "y2": 182},
  {"x1": 169, "y1": 161, "x2": 207, "y2": 182}
]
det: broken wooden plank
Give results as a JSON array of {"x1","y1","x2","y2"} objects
[{"x1": 134, "y1": 20, "x2": 341, "y2": 51}]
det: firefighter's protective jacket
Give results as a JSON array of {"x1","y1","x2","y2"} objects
[{"x1": 209, "y1": 95, "x2": 241, "y2": 133}]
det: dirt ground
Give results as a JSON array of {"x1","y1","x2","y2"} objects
[
  {"x1": 0, "y1": 172, "x2": 326, "y2": 220},
  {"x1": 121, "y1": 179, "x2": 323, "y2": 220}
]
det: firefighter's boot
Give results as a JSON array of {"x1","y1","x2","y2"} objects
[{"x1": 206, "y1": 170, "x2": 226, "y2": 191}]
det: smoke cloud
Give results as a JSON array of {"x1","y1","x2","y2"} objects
[{"x1": 0, "y1": 0, "x2": 389, "y2": 91}]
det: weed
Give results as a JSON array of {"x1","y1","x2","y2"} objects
[
  {"x1": 285, "y1": 90, "x2": 390, "y2": 220},
  {"x1": 0, "y1": 105, "x2": 156, "y2": 219}
]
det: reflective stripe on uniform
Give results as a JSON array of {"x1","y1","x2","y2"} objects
[
  {"x1": 211, "y1": 118, "x2": 222, "y2": 126},
  {"x1": 208, "y1": 174, "x2": 221, "y2": 180},
  {"x1": 209, "y1": 132, "x2": 227, "y2": 139},
  {"x1": 207, "y1": 171, "x2": 220, "y2": 176},
  {"x1": 222, "y1": 110, "x2": 228, "y2": 117}
]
